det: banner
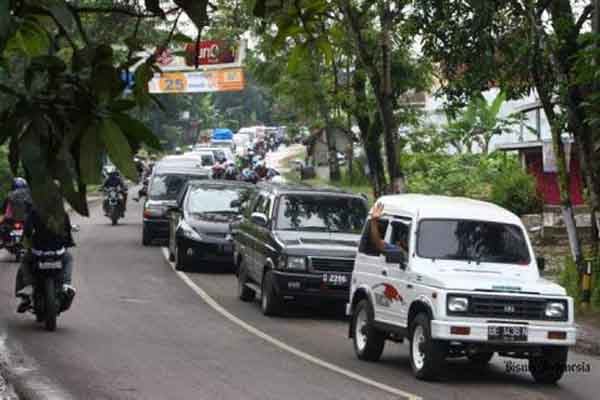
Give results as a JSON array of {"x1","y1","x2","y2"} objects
[
  {"x1": 152, "y1": 40, "x2": 245, "y2": 71},
  {"x1": 148, "y1": 68, "x2": 245, "y2": 94}
]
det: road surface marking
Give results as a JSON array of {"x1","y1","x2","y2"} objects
[{"x1": 161, "y1": 248, "x2": 421, "y2": 400}]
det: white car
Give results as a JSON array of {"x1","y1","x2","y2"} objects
[
  {"x1": 188, "y1": 147, "x2": 234, "y2": 163},
  {"x1": 348, "y1": 194, "x2": 575, "y2": 383}
]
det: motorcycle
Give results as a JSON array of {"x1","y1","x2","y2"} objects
[
  {"x1": 2, "y1": 220, "x2": 25, "y2": 261},
  {"x1": 241, "y1": 168, "x2": 259, "y2": 184},
  {"x1": 31, "y1": 247, "x2": 75, "y2": 331},
  {"x1": 104, "y1": 187, "x2": 124, "y2": 225},
  {"x1": 212, "y1": 163, "x2": 226, "y2": 180}
]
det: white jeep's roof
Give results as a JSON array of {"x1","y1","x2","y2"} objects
[{"x1": 376, "y1": 194, "x2": 522, "y2": 225}]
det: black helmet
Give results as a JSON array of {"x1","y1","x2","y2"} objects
[{"x1": 12, "y1": 177, "x2": 28, "y2": 190}]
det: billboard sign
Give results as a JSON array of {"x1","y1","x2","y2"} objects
[
  {"x1": 152, "y1": 40, "x2": 245, "y2": 71},
  {"x1": 148, "y1": 68, "x2": 245, "y2": 94}
]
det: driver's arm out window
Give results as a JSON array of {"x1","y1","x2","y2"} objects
[{"x1": 359, "y1": 218, "x2": 389, "y2": 256}]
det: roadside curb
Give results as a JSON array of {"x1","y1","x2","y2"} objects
[
  {"x1": 0, "y1": 335, "x2": 73, "y2": 400},
  {"x1": 575, "y1": 323, "x2": 600, "y2": 357}
]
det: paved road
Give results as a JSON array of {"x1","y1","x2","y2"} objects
[
  {"x1": 0, "y1": 196, "x2": 599, "y2": 400},
  {"x1": 184, "y1": 265, "x2": 600, "y2": 400},
  {"x1": 0, "y1": 199, "x2": 396, "y2": 400}
]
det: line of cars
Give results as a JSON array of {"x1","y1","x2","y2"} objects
[{"x1": 140, "y1": 155, "x2": 576, "y2": 385}]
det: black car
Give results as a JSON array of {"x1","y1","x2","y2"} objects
[
  {"x1": 233, "y1": 183, "x2": 368, "y2": 316},
  {"x1": 167, "y1": 180, "x2": 254, "y2": 271},
  {"x1": 142, "y1": 161, "x2": 211, "y2": 245}
]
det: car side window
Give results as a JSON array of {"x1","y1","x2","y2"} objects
[
  {"x1": 389, "y1": 220, "x2": 411, "y2": 256},
  {"x1": 359, "y1": 218, "x2": 389, "y2": 256}
]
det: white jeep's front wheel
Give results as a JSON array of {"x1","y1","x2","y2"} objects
[
  {"x1": 409, "y1": 313, "x2": 445, "y2": 380},
  {"x1": 352, "y1": 300, "x2": 385, "y2": 361}
]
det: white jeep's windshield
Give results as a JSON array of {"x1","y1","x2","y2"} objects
[{"x1": 417, "y1": 219, "x2": 531, "y2": 265}]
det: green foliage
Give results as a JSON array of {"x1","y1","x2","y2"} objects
[
  {"x1": 402, "y1": 152, "x2": 541, "y2": 215},
  {"x1": 0, "y1": 1, "x2": 166, "y2": 229},
  {"x1": 559, "y1": 258, "x2": 582, "y2": 305},
  {"x1": 489, "y1": 160, "x2": 542, "y2": 216},
  {"x1": 442, "y1": 91, "x2": 518, "y2": 154},
  {"x1": 591, "y1": 258, "x2": 600, "y2": 312},
  {"x1": 0, "y1": 146, "x2": 13, "y2": 200}
]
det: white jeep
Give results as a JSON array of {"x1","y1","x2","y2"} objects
[{"x1": 348, "y1": 194, "x2": 576, "y2": 383}]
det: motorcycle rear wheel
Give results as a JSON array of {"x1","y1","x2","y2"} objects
[{"x1": 44, "y1": 278, "x2": 58, "y2": 331}]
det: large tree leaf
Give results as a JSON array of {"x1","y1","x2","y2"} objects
[
  {"x1": 79, "y1": 122, "x2": 104, "y2": 184},
  {"x1": 98, "y1": 118, "x2": 137, "y2": 180},
  {"x1": 44, "y1": 0, "x2": 75, "y2": 33},
  {"x1": 53, "y1": 154, "x2": 88, "y2": 216},
  {"x1": 8, "y1": 134, "x2": 20, "y2": 174},
  {"x1": 20, "y1": 124, "x2": 66, "y2": 232},
  {"x1": 145, "y1": 0, "x2": 165, "y2": 18},
  {"x1": 0, "y1": 0, "x2": 12, "y2": 53},
  {"x1": 133, "y1": 62, "x2": 153, "y2": 106},
  {"x1": 174, "y1": 0, "x2": 209, "y2": 29},
  {"x1": 112, "y1": 113, "x2": 162, "y2": 150},
  {"x1": 172, "y1": 33, "x2": 194, "y2": 43}
]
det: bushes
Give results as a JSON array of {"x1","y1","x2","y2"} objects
[
  {"x1": 401, "y1": 152, "x2": 541, "y2": 215},
  {"x1": 559, "y1": 258, "x2": 582, "y2": 305},
  {"x1": 559, "y1": 257, "x2": 600, "y2": 311},
  {"x1": 489, "y1": 159, "x2": 542, "y2": 216}
]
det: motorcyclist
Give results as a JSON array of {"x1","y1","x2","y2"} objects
[
  {"x1": 224, "y1": 162, "x2": 238, "y2": 180},
  {"x1": 0, "y1": 178, "x2": 32, "y2": 244},
  {"x1": 212, "y1": 157, "x2": 228, "y2": 180},
  {"x1": 15, "y1": 208, "x2": 76, "y2": 313},
  {"x1": 102, "y1": 169, "x2": 128, "y2": 215},
  {"x1": 254, "y1": 161, "x2": 269, "y2": 180}
]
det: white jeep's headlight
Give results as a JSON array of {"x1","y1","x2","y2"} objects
[
  {"x1": 286, "y1": 256, "x2": 306, "y2": 271},
  {"x1": 545, "y1": 301, "x2": 566, "y2": 319},
  {"x1": 448, "y1": 296, "x2": 469, "y2": 313}
]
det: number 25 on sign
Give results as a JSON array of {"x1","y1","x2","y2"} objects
[{"x1": 158, "y1": 73, "x2": 188, "y2": 93}]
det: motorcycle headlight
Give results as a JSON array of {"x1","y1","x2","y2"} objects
[
  {"x1": 285, "y1": 256, "x2": 306, "y2": 271},
  {"x1": 447, "y1": 296, "x2": 469, "y2": 313},
  {"x1": 545, "y1": 301, "x2": 566, "y2": 319}
]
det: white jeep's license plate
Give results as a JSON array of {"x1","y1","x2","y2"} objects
[
  {"x1": 322, "y1": 273, "x2": 348, "y2": 286},
  {"x1": 39, "y1": 262, "x2": 62, "y2": 270},
  {"x1": 488, "y1": 325, "x2": 528, "y2": 342}
]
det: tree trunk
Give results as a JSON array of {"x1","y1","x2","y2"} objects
[
  {"x1": 529, "y1": 3, "x2": 584, "y2": 271},
  {"x1": 548, "y1": 0, "x2": 600, "y2": 258},
  {"x1": 324, "y1": 123, "x2": 341, "y2": 181},
  {"x1": 338, "y1": 0, "x2": 403, "y2": 194},
  {"x1": 378, "y1": 1, "x2": 402, "y2": 193},
  {"x1": 352, "y1": 67, "x2": 386, "y2": 197}
]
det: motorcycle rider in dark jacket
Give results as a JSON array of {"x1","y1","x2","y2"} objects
[
  {"x1": 0, "y1": 178, "x2": 32, "y2": 244},
  {"x1": 15, "y1": 208, "x2": 76, "y2": 313},
  {"x1": 102, "y1": 169, "x2": 127, "y2": 215}
]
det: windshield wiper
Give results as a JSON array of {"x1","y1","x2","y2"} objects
[{"x1": 298, "y1": 226, "x2": 329, "y2": 232}]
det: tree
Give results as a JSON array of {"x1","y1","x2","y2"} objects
[
  {"x1": 250, "y1": 0, "x2": 430, "y2": 195},
  {"x1": 415, "y1": 0, "x2": 599, "y2": 277},
  {"x1": 0, "y1": 0, "x2": 217, "y2": 229},
  {"x1": 443, "y1": 91, "x2": 517, "y2": 154}
]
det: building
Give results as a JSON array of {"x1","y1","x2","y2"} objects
[{"x1": 497, "y1": 140, "x2": 584, "y2": 206}]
